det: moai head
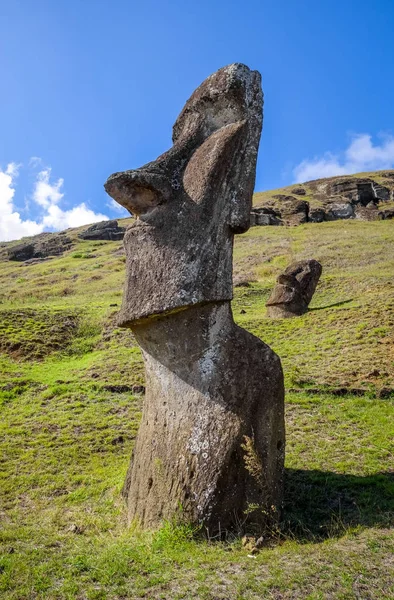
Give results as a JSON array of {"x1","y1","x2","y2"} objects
[
  {"x1": 266, "y1": 259, "x2": 323, "y2": 316},
  {"x1": 105, "y1": 64, "x2": 263, "y2": 326}
]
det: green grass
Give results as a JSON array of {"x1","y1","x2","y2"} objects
[
  {"x1": 0, "y1": 218, "x2": 393, "y2": 598},
  {"x1": 0, "y1": 383, "x2": 392, "y2": 599}
]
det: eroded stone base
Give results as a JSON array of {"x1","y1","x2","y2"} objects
[{"x1": 123, "y1": 302, "x2": 285, "y2": 534}]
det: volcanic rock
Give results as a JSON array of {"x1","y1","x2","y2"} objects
[
  {"x1": 379, "y1": 209, "x2": 394, "y2": 220},
  {"x1": 329, "y1": 178, "x2": 390, "y2": 205},
  {"x1": 272, "y1": 195, "x2": 309, "y2": 225},
  {"x1": 355, "y1": 203, "x2": 380, "y2": 221},
  {"x1": 251, "y1": 207, "x2": 283, "y2": 226},
  {"x1": 104, "y1": 63, "x2": 285, "y2": 534},
  {"x1": 78, "y1": 220, "x2": 125, "y2": 241},
  {"x1": 7, "y1": 234, "x2": 73, "y2": 261},
  {"x1": 266, "y1": 259, "x2": 322, "y2": 318},
  {"x1": 309, "y1": 207, "x2": 326, "y2": 223},
  {"x1": 326, "y1": 202, "x2": 354, "y2": 220},
  {"x1": 291, "y1": 187, "x2": 306, "y2": 195},
  {"x1": 7, "y1": 243, "x2": 35, "y2": 261}
]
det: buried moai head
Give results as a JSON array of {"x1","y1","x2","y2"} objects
[
  {"x1": 266, "y1": 259, "x2": 323, "y2": 318},
  {"x1": 104, "y1": 64, "x2": 263, "y2": 326}
]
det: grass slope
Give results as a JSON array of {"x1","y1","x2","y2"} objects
[
  {"x1": 253, "y1": 168, "x2": 394, "y2": 211},
  {"x1": 0, "y1": 218, "x2": 393, "y2": 599}
]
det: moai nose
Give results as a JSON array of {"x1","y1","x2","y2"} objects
[{"x1": 104, "y1": 169, "x2": 172, "y2": 217}]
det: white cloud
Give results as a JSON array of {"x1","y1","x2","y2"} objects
[
  {"x1": 0, "y1": 163, "x2": 44, "y2": 242},
  {"x1": 31, "y1": 167, "x2": 108, "y2": 230},
  {"x1": 5, "y1": 163, "x2": 21, "y2": 178},
  {"x1": 42, "y1": 203, "x2": 108, "y2": 230},
  {"x1": 33, "y1": 168, "x2": 64, "y2": 208},
  {"x1": 293, "y1": 133, "x2": 394, "y2": 182},
  {"x1": 0, "y1": 161, "x2": 109, "y2": 242}
]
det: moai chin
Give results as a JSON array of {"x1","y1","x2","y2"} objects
[{"x1": 105, "y1": 64, "x2": 285, "y2": 533}]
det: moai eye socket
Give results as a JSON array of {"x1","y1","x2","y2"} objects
[{"x1": 182, "y1": 121, "x2": 246, "y2": 206}]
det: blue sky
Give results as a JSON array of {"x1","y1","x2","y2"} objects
[{"x1": 1, "y1": 0, "x2": 394, "y2": 240}]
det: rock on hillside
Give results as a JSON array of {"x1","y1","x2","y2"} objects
[
  {"x1": 1, "y1": 219, "x2": 132, "y2": 264},
  {"x1": 78, "y1": 220, "x2": 125, "y2": 241},
  {"x1": 7, "y1": 232, "x2": 73, "y2": 262},
  {"x1": 252, "y1": 169, "x2": 394, "y2": 226}
]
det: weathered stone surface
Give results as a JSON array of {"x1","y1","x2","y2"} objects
[
  {"x1": 291, "y1": 187, "x2": 306, "y2": 195},
  {"x1": 251, "y1": 208, "x2": 283, "y2": 226},
  {"x1": 250, "y1": 171, "x2": 394, "y2": 228},
  {"x1": 250, "y1": 207, "x2": 282, "y2": 226},
  {"x1": 326, "y1": 202, "x2": 354, "y2": 220},
  {"x1": 328, "y1": 178, "x2": 390, "y2": 205},
  {"x1": 266, "y1": 259, "x2": 322, "y2": 318},
  {"x1": 35, "y1": 235, "x2": 73, "y2": 257},
  {"x1": 256, "y1": 213, "x2": 283, "y2": 226},
  {"x1": 7, "y1": 234, "x2": 72, "y2": 261},
  {"x1": 253, "y1": 206, "x2": 280, "y2": 217},
  {"x1": 127, "y1": 303, "x2": 284, "y2": 531},
  {"x1": 309, "y1": 207, "x2": 326, "y2": 223},
  {"x1": 7, "y1": 243, "x2": 35, "y2": 261},
  {"x1": 106, "y1": 65, "x2": 263, "y2": 322},
  {"x1": 105, "y1": 63, "x2": 285, "y2": 533},
  {"x1": 272, "y1": 195, "x2": 309, "y2": 225},
  {"x1": 355, "y1": 203, "x2": 380, "y2": 221},
  {"x1": 373, "y1": 183, "x2": 391, "y2": 202},
  {"x1": 379, "y1": 208, "x2": 394, "y2": 220},
  {"x1": 79, "y1": 220, "x2": 125, "y2": 241}
]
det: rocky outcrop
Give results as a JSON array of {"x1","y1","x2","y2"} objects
[
  {"x1": 250, "y1": 207, "x2": 282, "y2": 226},
  {"x1": 78, "y1": 220, "x2": 125, "y2": 241},
  {"x1": 379, "y1": 208, "x2": 394, "y2": 220},
  {"x1": 7, "y1": 234, "x2": 73, "y2": 261},
  {"x1": 105, "y1": 63, "x2": 285, "y2": 534},
  {"x1": 266, "y1": 259, "x2": 322, "y2": 318},
  {"x1": 326, "y1": 202, "x2": 354, "y2": 220},
  {"x1": 291, "y1": 187, "x2": 306, "y2": 195},
  {"x1": 251, "y1": 173, "x2": 394, "y2": 227},
  {"x1": 272, "y1": 196, "x2": 309, "y2": 225},
  {"x1": 329, "y1": 178, "x2": 390, "y2": 204},
  {"x1": 308, "y1": 207, "x2": 326, "y2": 223},
  {"x1": 355, "y1": 203, "x2": 380, "y2": 221},
  {"x1": 7, "y1": 243, "x2": 36, "y2": 261}
]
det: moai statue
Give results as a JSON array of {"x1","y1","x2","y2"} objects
[
  {"x1": 266, "y1": 259, "x2": 322, "y2": 318},
  {"x1": 105, "y1": 64, "x2": 285, "y2": 534}
]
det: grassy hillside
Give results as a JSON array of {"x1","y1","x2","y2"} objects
[
  {"x1": 0, "y1": 217, "x2": 393, "y2": 599},
  {"x1": 253, "y1": 168, "x2": 394, "y2": 211}
]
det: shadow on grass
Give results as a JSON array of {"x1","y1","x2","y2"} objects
[
  {"x1": 282, "y1": 468, "x2": 394, "y2": 541},
  {"x1": 309, "y1": 298, "x2": 354, "y2": 311}
]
